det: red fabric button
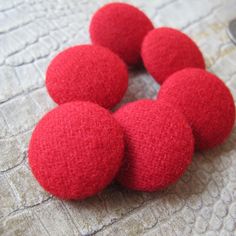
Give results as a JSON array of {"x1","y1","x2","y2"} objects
[
  {"x1": 114, "y1": 99, "x2": 194, "y2": 191},
  {"x1": 158, "y1": 68, "x2": 235, "y2": 150},
  {"x1": 46, "y1": 45, "x2": 128, "y2": 109},
  {"x1": 142, "y1": 27, "x2": 205, "y2": 84},
  {"x1": 29, "y1": 101, "x2": 125, "y2": 200},
  {"x1": 90, "y1": 3, "x2": 154, "y2": 66}
]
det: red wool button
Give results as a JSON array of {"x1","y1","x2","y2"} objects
[
  {"x1": 141, "y1": 27, "x2": 205, "y2": 84},
  {"x1": 28, "y1": 101, "x2": 125, "y2": 200},
  {"x1": 114, "y1": 99, "x2": 194, "y2": 191},
  {"x1": 46, "y1": 45, "x2": 128, "y2": 109},
  {"x1": 158, "y1": 68, "x2": 235, "y2": 150},
  {"x1": 89, "y1": 3, "x2": 154, "y2": 66}
]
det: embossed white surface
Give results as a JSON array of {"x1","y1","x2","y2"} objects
[{"x1": 0, "y1": 0, "x2": 236, "y2": 235}]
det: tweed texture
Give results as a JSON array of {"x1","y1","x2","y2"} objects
[
  {"x1": 113, "y1": 99, "x2": 194, "y2": 192},
  {"x1": 46, "y1": 45, "x2": 128, "y2": 109},
  {"x1": 158, "y1": 68, "x2": 235, "y2": 150},
  {"x1": 141, "y1": 27, "x2": 205, "y2": 84},
  {"x1": 89, "y1": 3, "x2": 154, "y2": 66},
  {"x1": 28, "y1": 101, "x2": 125, "y2": 200}
]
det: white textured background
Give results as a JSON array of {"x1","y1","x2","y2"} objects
[{"x1": 0, "y1": 0, "x2": 236, "y2": 235}]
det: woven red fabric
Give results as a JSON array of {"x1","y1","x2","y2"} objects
[
  {"x1": 141, "y1": 27, "x2": 205, "y2": 84},
  {"x1": 28, "y1": 101, "x2": 125, "y2": 200},
  {"x1": 158, "y1": 68, "x2": 235, "y2": 150},
  {"x1": 46, "y1": 45, "x2": 128, "y2": 109},
  {"x1": 89, "y1": 3, "x2": 154, "y2": 66},
  {"x1": 113, "y1": 99, "x2": 194, "y2": 191}
]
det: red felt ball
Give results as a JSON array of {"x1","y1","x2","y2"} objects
[
  {"x1": 158, "y1": 68, "x2": 235, "y2": 150},
  {"x1": 89, "y1": 3, "x2": 154, "y2": 66},
  {"x1": 113, "y1": 99, "x2": 194, "y2": 191},
  {"x1": 141, "y1": 27, "x2": 205, "y2": 84},
  {"x1": 46, "y1": 45, "x2": 128, "y2": 109},
  {"x1": 28, "y1": 101, "x2": 124, "y2": 200}
]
